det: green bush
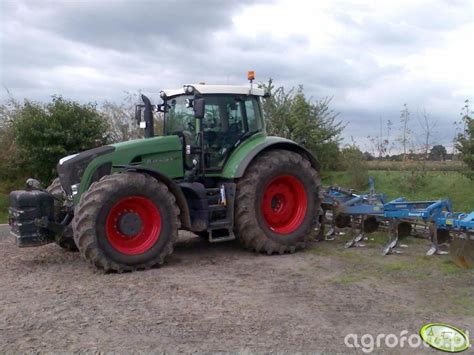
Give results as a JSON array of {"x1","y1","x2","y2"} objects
[
  {"x1": 340, "y1": 145, "x2": 368, "y2": 189},
  {"x1": 9, "y1": 97, "x2": 110, "y2": 184}
]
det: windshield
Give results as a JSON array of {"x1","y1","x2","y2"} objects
[{"x1": 166, "y1": 95, "x2": 195, "y2": 135}]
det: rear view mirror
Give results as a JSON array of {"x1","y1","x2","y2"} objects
[
  {"x1": 135, "y1": 105, "x2": 143, "y2": 124},
  {"x1": 193, "y1": 98, "x2": 205, "y2": 119}
]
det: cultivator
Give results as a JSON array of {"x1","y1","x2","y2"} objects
[{"x1": 318, "y1": 178, "x2": 474, "y2": 268}]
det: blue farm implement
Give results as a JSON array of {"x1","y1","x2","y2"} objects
[{"x1": 318, "y1": 178, "x2": 474, "y2": 268}]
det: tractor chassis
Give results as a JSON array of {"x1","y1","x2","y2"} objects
[{"x1": 8, "y1": 177, "x2": 238, "y2": 247}]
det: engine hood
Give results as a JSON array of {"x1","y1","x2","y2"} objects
[{"x1": 57, "y1": 146, "x2": 115, "y2": 195}]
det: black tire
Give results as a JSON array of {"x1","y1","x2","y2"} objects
[
  {"x1": 46, "y1": 178, "x2": 78, "y2": 252},
  {"x1": 72, "y1": 172, "x2": 179, "y2": 272},
  {"x1": 235, "y1": 149, "x2": 320, "y2": 254}
]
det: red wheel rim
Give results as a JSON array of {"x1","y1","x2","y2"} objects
[
  {"x1": 105, "y1": 196, "x2": 161, "y2": 255},
  {"x1": 261, "y1": 175, "x2": 308, "y2": 234}
]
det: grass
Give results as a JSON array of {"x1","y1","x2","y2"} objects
[
  {"x1": 451, "y1": 290, "x2": 474, "y2": 317},
  {"x1": 326, "y1": 245, "x2": 470, "y2": 283},
  {"x1": 366, "y1": 160, "x2": 465, "y2": 171},
  {"x1": 322, "y1": 170, "x2": 474, "y2": 212}
]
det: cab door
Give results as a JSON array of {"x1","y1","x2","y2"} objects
[{"x1": 202, "y1": 95, "x2": 262, "y2": 170}]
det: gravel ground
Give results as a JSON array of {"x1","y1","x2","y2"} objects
[{"x1": 0, "y1": 226, "x2": 472, "y2": 353}]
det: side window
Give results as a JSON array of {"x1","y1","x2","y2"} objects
[
  {"x1": 227, "y1": 100, "x2": 244, "y2": 133},
  {"x1": 245, "y1": 98, "x2": 262, "y2": 132},
  {"x1": 201, "y1": 96, "x2": 263, "y2": 169}
]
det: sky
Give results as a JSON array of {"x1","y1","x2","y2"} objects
[{"x1": 1, "y1": 0, "x2": 473, "y2": 152}]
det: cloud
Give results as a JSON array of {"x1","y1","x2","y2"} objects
[{"x1": 1, "y1": 0, "x2": 472, "y2": 150}]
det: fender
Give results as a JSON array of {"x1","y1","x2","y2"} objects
[
  {"x1": 221, "y1": 135, "x2": 320, "y2": 179},
  {"x1": 114, "y1": 165, "x2": 192, "y2": 230}
]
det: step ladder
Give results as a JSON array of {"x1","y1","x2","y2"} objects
[{"x1": 206, "y1": 184, "x2": 236, "y2": 243}]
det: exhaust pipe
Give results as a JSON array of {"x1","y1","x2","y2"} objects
[{"x1": 141, "y1": 94, "x2": 155, "y2": 138}]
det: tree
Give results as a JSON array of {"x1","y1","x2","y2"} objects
[
  {"x1": 0, "y1": 98, "x2": 30, "y2": 183},
  {"x1": 367, "y1": 117, "x2": 394, "y2": 159},
  {"x1": 429, "y1": 145, "x2": 447, "y2": 161},
  {"x1": 340, "y1": 144, "x2": 368, "y2": 189},
  {"x1": 397, "y1": 103, "x2": 411, "y2": 160},
  {"x1": 456, "y1": 99, "x2": 474, "y2": 179},
  {"x1": 261, "y1": 79, "x2": 344, "y2": 170},
  {"x1": 101, "y1": 92, "x2": 141, "y2": 143},
  {"x1": 363, "y1": 151, "x2": 375, "y2": 161},
  {"x1": 418, "y1": 109, "x2": 437, "y2": 159},
  {"x1": 11, "y1": 96, "x2": 110, "y2": 183}
]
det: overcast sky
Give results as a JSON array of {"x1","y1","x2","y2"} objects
[{"x1": 1, "y1": 0, "x2": 473, "y2": 152}]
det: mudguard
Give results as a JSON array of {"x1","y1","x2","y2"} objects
[{"x1": 220, "y1": 134, "x2": 319, "y2": 179}]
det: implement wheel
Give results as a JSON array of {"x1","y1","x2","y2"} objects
[
  {"x1": 235, "y1": 149, "x2": 320, "y2": 254},
  {"x1": 46, "y1": 178, "x2": 78, "y2": 251},
  {"x1": 72, "y1": 172, "x2": 179, "y2": 272}
]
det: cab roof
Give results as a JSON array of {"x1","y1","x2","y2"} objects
[{"x1": 160, "y1": 84, "x2": 267, "y2": 98}]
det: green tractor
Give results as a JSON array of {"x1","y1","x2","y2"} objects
[{"x1": 9, "y1": 80, "x2": 321, "y2": 272}]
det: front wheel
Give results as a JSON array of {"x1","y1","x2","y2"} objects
[
  {"x1": 234, "y1": 149, "x2": 320, "y2": 254},
  {"x1": 72, "y1": 172, "x2": 179, "y2": 272}
]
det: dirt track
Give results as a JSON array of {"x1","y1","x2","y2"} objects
[{"x1": 0, "y1": 228, "x2": 472, "y2": 353}]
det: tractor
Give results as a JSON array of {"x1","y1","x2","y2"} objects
[{"x1": 9, "y1": 75, "x2": 321, "y2": 272}]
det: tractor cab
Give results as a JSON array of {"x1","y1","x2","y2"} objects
[
  {"x1": 165, "y1": 85, "x2": 266, "y2": 169},
  {"x1": 136, "y1": 82, "x2": 269, "y2": 173}
]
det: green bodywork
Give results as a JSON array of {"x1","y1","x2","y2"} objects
[
  {"x1": 75, "y1": 135, "x2": 183, "y2": 202},
  {"x1": 218, "y1": 132, "x2": 307, "y2": 179},
  {"x1": 74, "y1": 132, "x2": 309, "y2": 203}
]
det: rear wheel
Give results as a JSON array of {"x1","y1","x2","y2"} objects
[
  {"x1": 235, "y1": 150, "x2": 320, "y2": 254},
  {"x1": 46, "y1": 178, "x2": 78, "y2": 251},
  {"x1": 72, "y1": 172, "x2": 179, "y2": 272}
]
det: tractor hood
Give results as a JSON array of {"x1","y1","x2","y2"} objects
[
  {"x1": 109, "y1": 135, "x2": 182, "y2": 164},
  {"x1": 58, "y1": 135, "x2": 184, "y2": 199},
  {"x1": 57, "y1": 145, "x2": 115, "y2": 195}
]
